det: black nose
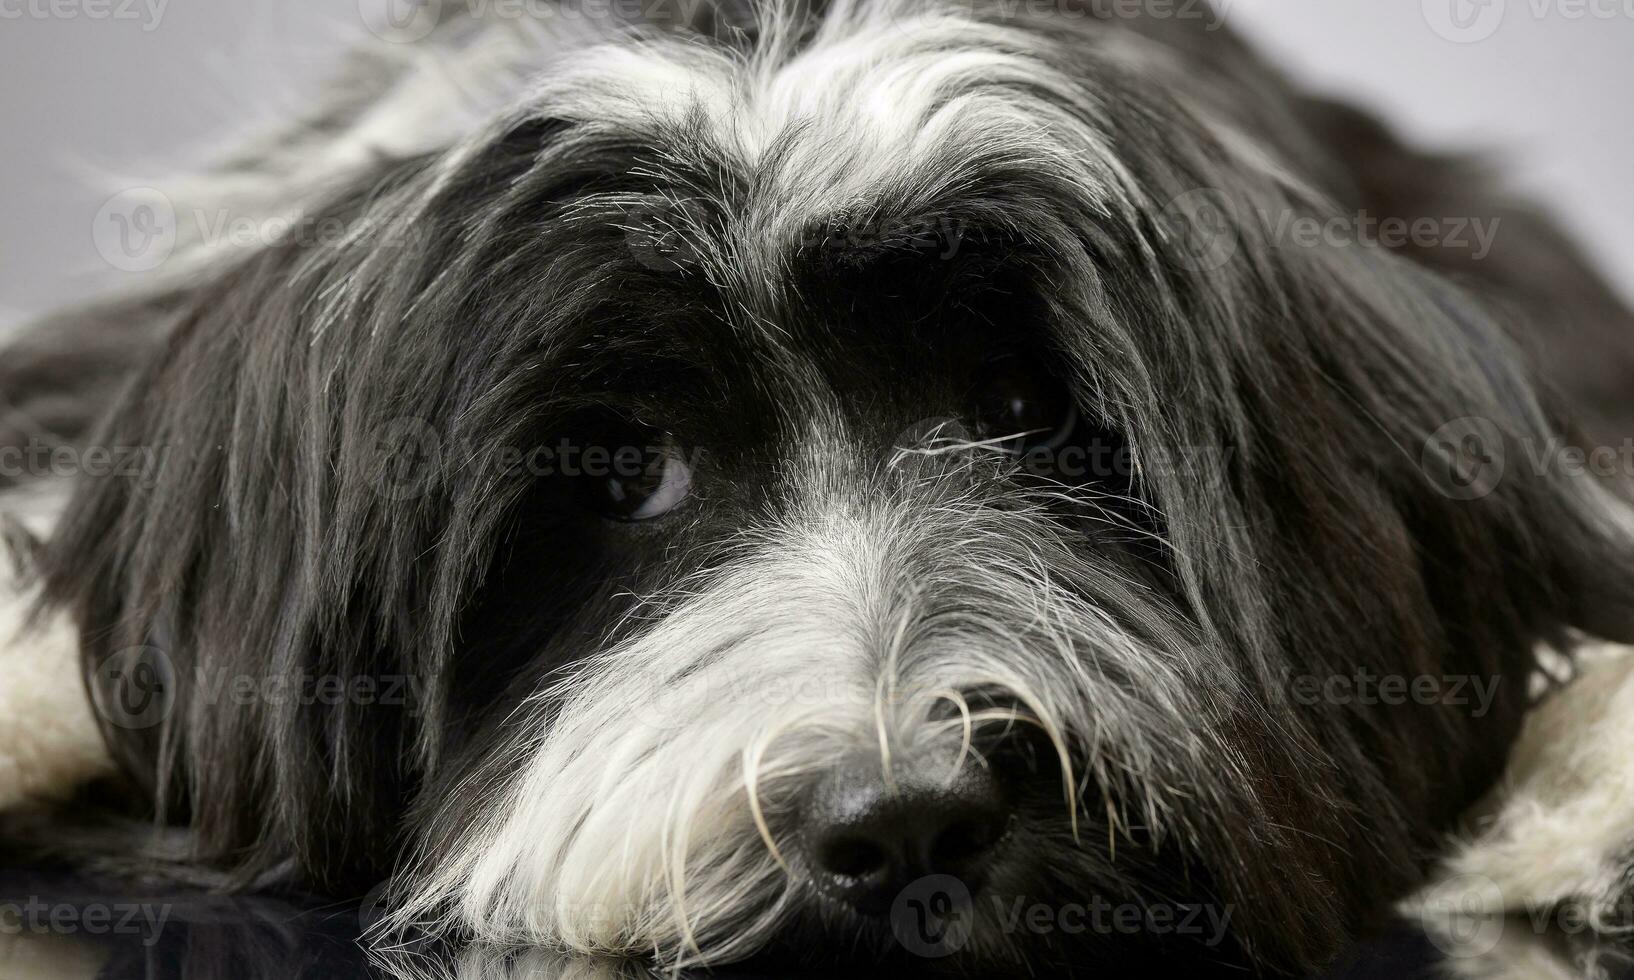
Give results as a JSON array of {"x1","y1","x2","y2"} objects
[{"x1": 805, "y1": 759, "x2": 1013, "y2": 915}]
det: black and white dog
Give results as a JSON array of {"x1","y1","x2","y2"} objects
[{"x1": 4, "y1": 1, "x2": 1634, "y2": 976}]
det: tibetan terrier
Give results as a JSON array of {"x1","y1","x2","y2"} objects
[{"x1": 4, "y1": 1, "x2": 1634, "y2": 976}]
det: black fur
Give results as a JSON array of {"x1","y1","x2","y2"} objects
[{"x1": 4, "y1": 2, "x2": 1634, "y2": 975}]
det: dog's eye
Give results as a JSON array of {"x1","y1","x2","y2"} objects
[
  {"x1": 582, "y1": 430, "x2": 694, "y2": 522},
  {"x1": 970, "y1": 361, "x2": 1078, "y2": 452}
]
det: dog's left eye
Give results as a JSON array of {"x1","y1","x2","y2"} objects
[
  {"x1": 970, "y1": 360, "x2": 1078, "y2": 452},
  {"x1": 581, "y1": 429, "x2": 694, "y2": 522}
]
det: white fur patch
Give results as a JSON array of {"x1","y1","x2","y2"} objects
[
  {"x1": 1430, "y1": 927, "x2": 1594, "y2": 980},
  {"x1": 1409, "y1": 642, "x2": 1634, "y2": 948},
  {"x1": 520, "y1": 1, "x2": 1146, "y2": 303},
  {"x1": 0, "y1": 482, "x2": 112, "y2": 811},
  {"x1": 0, "y1": 933, "x2": 107, "y2": 980}
]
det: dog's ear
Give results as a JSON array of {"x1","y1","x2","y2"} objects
[
  {"x1": 1327, "y1": 245, "x2": 1634, "y2": 648},
  {"x1": 1268, "y1": 90, "x2": 1634, "y2": 643},
  {"x1": 1, "y1": 20, "x2": 598, "y2": 887},
  {"x1": 1508, "y1": 408, "x2": 1634, "y2": 646},
  {"x1": 1294, "y1": 95, "x2": 1634, "y2": 453},
  {"x1": 22, "y1": 205, "x2": 430, "y2": 890},
  {"x1": 18, "y1": 103, "x2": 608, "y2": 889}
]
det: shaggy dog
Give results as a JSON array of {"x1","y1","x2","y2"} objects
[{"x1": 3, "y1": 1, "x2": 1634, "y2": 976}]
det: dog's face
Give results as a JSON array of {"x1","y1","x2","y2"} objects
[{"x1": 24, "y1": 2, "x2": 1634, "y2": 976}]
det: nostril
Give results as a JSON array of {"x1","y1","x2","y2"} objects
[{"x1": 818, "y1": 836, "x2": 890, "y2": 880}]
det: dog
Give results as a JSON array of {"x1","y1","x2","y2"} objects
[{"x1": 4, "y1": 1, "x2": 1634, "y2": 975}]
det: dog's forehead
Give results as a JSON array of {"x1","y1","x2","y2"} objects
[{"x1": 496, "y1": 15, "x2": 1143, "y2": 305}]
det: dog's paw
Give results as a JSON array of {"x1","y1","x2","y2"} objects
[
  {"x1": 0, "y1": 483, "x2": 112, "y2": 812},
  {"x1": 1409, "y1": 647, "x2": 1634, "y2": 954}
]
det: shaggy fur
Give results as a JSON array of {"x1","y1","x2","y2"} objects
[{"x1": 3, "y1": 1, "x2": 1634, "y2": 976}]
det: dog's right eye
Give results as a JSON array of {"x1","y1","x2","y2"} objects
[
  {"x1": 578, "y1": 425, "x2": 694, "y2": 522},
  {"x1": 970, "y1": 359, "x2": 1078, "y2": 453}
]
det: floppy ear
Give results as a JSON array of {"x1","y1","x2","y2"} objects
[
  {"x1": 0, "y1": 17, "x2": 563, "y2": 887},
  {"x1": 0, "y1": 294, "x2": 176, "y2": 816},
  {"x1": 1336, "y1": 245, "x2": 1634, "y2": 650},
  {"x1": 1526, "y1": 431, "x2": 1634, "y2": 646},
  {"x1": 1283, "y1": 89, "x2": 1634, "y2": 646},
  {"x1": 1293, "y1": 95, "x2": 1634, "y2": 453}
]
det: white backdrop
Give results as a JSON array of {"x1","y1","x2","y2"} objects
[{"x1": 1, "y1": 0, "x2": 1630, "y2": 322}]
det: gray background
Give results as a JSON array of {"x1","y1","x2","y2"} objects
[{"x1": 1, "y1": 0, "x2": 1631, "y2": 327}]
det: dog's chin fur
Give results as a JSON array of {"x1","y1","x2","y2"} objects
[{"x1": 5, "y1": 1, "x2": 1634, "y2": 975}]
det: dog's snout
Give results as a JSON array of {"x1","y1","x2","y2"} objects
[{"x1": 805, "y1": 759, "x2": 1012, "y2": 915}]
